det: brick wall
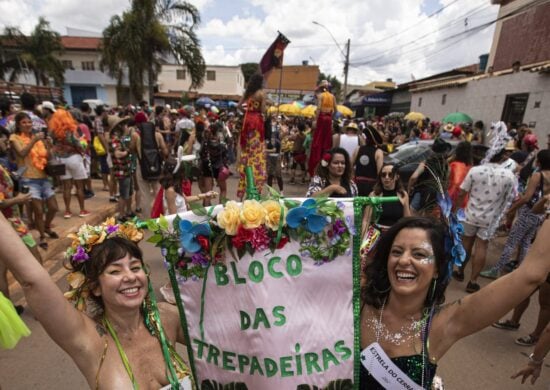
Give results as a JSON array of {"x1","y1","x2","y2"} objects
[{"x1": 492, "y1": 2, "x2": 550, "y2": 71}]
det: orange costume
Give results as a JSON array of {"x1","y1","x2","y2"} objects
[
  {"x1": 308, "y1": 90, "x2": 335, "y2": 176},
  {"x1": 448, "y1": 161, "x2": 471, "y2": 208}
]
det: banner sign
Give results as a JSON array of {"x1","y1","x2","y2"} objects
[{"x1": 153, "y1": 198, "x2": 358, "y2": 389}]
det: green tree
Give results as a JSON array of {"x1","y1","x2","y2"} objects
[
  {"x1": 239, "y1": 62, "x2": 259, "y2": 84},
  {"x1": 318, "y1": 72, "x2": 342, "y2": 101},
  {"x1": 1, "y1": 17, "x2": 64, "y2": 86},
  {"x1": 101, "y1": 0, "x2": 206, "y2": 103}
]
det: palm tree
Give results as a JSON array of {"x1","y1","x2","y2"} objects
[
  {"x1": 101, "y1": 0, "x2": 206, "y2": 102},
  {"x1": 1, "y1": 17, "x2": 64, "y2": 86}
]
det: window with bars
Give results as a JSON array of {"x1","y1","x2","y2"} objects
[
  {"x1": 176, "y1": 69, "x2": 186, "y2": 80},
  {"x1": 81, "y1": 61, "x2": 95, "y2": 71},
  {"x1": 62, "y1": 60, "x2": 73, "y2": 69},
  {"x1": 206, "y1": 70, "x2": 216, "y2": 81}
]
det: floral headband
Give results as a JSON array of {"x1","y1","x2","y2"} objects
[
  {"x1": 64, "y1": 218, "x2": 144, "y2": 311},
  {"x1": 65, "y1": 217, "x2": 144, "y2": 263},
  {"x1": 320, "y1": 152, "x2": 332, "y2": 167}
]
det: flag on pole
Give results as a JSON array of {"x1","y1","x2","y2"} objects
[{"x1": 259, "y1": 32, "x2": 291, "y2": 78}]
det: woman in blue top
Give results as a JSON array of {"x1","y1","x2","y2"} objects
[{"x1": 361, "y1": 216, "x2": 550, "y2": 389}]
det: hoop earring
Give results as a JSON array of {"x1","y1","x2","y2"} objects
[{"x1": 372, "y1": 281, "x2": 391, "y2": 294}]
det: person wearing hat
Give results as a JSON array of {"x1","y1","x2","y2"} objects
[
  {"x1": 108, "y1": 115, "x2": 137, "y2": 221},
  {"x1": 308, "y1": 80, "x2": 337, "y2": 177},
  {"x1": 351, "y1": 125, "x2": 384, "y2": 196},
  {"x1": 408, "y1": 138, "x2": 452, "y2": 214},
  {"x1": 333, "y1": 121, "x2": 363, "y2": 162},
  {"x1": 453, "y1": 127, "x2": 517, "y2": 292},
  {"x1": 440, "y1": 123, "x2": 454, "y2": 139}
]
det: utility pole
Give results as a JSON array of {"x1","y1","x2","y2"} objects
[{"x1": 343, "y1": 38, "x2": 350, "y2": 103}]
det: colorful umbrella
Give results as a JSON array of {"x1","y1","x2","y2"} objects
[
  {"x1": 196, "y1": 97, "x2": 216, "y2": 107},
  {"x1": 301, "y1": 105, "x2": 317, "y2": 118},
  {"x1": 337, "y1": 105, "x2": 354, "y2": 117},
  {"x1": 278, "y1": 104, "x2": 302, "y2": 116},
  {"x1": 404, "y1": 112, "x2": 425, "y2": 121},
  {"x1": 442, "y1": 112, "x2": 473, "y2": 124}
]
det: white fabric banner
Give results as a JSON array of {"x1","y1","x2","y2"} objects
[{"x1": 168, "y1": 200, "x2": 356, "y2": 389}]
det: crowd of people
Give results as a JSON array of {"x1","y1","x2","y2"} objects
[{"x1": 1, "y1": 76, "x2": 550, "y2": 389}]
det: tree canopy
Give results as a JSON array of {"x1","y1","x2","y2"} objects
[
  {"x1": 239, "y1": 62, "x2": 259, "y2": 84},
  {"x1": 318, "y1": 72, "x2": 342, "y2": 101},
  {"x1": 0, "y1": 17, "x2": 64, "y2": 86},
  {"x1": 101, "y1": 0, "x2": 206, "y2": 102}
]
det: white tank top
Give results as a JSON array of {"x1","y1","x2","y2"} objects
[
  {"x1": 339, "y1": 134, "x2": 359, "y2": 159},
  {"x1": 163, "y1": 190, "x2": 188, "y2": 215}
]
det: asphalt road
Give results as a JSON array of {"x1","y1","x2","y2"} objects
[{"x1": 1, "y1": 171, "x2": 549, "y2": 389}]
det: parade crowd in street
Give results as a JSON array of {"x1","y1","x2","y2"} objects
[{"x1": 1, "y1": 77, "x2": 550, "y2": 389}]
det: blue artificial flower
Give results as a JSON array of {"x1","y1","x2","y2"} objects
[
  {"x1": 179, "y1": 220, "x2": 211, "y2": 253},
  {"x1": 286, "y1": 199, "x2": 327, "y2": 233}
]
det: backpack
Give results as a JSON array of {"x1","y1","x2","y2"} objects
[{"x1": 138, "y1": 122, "x2": 162, "y2": 180}]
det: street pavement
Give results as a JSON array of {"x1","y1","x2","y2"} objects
[{"x1": 0, "y1": 168, "x2": 548, "y2": 389}]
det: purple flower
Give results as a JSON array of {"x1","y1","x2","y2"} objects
[
  {"x1": 106, "y1": 225, "x2": 119, "y2": 235},
  {"x1": 191, "y1": 253, "x2": 209, "y2": 267},
  {"x1": 73, "y1": 246, "x2": 89, "y2": 262},
  {"x1": 333, "y1": 219, "x2": 347, "y2": 235}
]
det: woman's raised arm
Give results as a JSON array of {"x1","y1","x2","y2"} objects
[
  {"x1": 0, "y1": 213, "x2": 99, "y2": 355},
  {"x1": 433, "y1": 218, "x2": 550, "y2": 357}
]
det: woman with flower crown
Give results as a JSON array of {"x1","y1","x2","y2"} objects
[
  {"x1": 306, "y1": 147, "x2": 358, "y2": 198},
  {"x1": 0, "y1": 214, "x2": 192, "y2": 389},
  {"x1": 360, "y1": 216, "x2": 550, "y2": 389}
]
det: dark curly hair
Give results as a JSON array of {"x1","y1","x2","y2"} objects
[
  {"x1": 362, "y1": 217, "x2": 450, "y2": 309},
  {"x1": 243, "y1": 73, "x2": 264, "y2": 100},
  {"x1": 454, "y1": 141, "x2": 473, "y2": 165},
  {"x1": 314, "y1": 147, "x2": 353, "y2": 189}
]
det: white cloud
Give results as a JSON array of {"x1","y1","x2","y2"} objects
[{"x1": 1, "y1": 0, "x2": 500, "y2": 85}]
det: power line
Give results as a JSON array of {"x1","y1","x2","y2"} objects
[
  {"x1": 350, "y1": 2, "x2": 493, "y2": 63},
  {"x1": 357, "y1": 0, "x2": 462, "y2": 47},
  {"x1": 350, "y1": 0, "x2": 549, "y2": 68}
]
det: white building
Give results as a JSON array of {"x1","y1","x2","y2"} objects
[
  {"x1": 408, "y1": 0, "x2": 550, "y2": 143},
  {"x1": 155, "y1": 64, "x2": 245, "y2": 105}
]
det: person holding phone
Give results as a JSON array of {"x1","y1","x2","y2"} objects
[{"x1": 9, "y1": 112, "x2": 59, "y2": 250}]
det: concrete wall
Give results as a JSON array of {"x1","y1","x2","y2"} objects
[
  {"x1": 157, "y1": 65, "x2": 245, "y2": 95},
  {"x1": 410, "y1": 70, "x2": 550, "y2": 140}
]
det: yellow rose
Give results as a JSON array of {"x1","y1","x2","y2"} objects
[
  {"x1": 119, "y1": 224, "x2": 144, "y2": 242},
  {"x1": 240, "y1": 200, "x2": 266, "y2": 229},
  {"x1": 217, "y1": 201, "x2": 241, "y2": 235},
  {"x1": 262, "y1": 200, "x2": 287, "y2": 231}
]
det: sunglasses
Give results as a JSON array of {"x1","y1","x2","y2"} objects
[{"x1": 380, "y1": 171, "x2": 395, "y2": 179}]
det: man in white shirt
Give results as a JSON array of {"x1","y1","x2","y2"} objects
[{"x1": 455, "y1": 148, "x2": 517, "y2": 293}]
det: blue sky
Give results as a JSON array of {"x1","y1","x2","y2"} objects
[{"x1": 0, "y1": 0, "x2": 500, "y2": 85}]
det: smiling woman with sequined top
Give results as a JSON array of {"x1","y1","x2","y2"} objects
[
  {"x1": 360, "y1": 217, "x2": 550, "y2": 389},
  {"x1": 0, "y1": 214, "x2": 192, "y2": 389}
]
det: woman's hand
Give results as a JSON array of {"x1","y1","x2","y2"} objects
[
  {"x1": 33, "y1": 132, "x2": 45, "y2": 143},
  {"x1": 511, "y1": 362, "x2": 542, "y2": 384},
  {"x1": 13, "y1": 192, "x2": 32, "y2": 204},
  {"x1": 329, "y1": 184, "x2": 347, "y2": 195}
]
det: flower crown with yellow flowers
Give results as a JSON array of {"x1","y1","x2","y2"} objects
[
  {"x1": 64, "y1": 218, "x2": 144, "y2": 311},
  {"x1": 65, "y1": 217, "x2": 144, "y2": 263}
]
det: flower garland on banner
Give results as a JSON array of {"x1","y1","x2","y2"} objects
[{"x1": 146, "y1": 195, "x2": 353, "y2": 283}]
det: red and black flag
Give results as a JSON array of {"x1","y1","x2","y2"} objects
[{"x1": 259, "y1": 32, "x2": 291, "y2": 78}]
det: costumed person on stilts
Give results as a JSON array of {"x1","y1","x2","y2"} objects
[
  {"x1": 309, "y1": 80, "x2": 337, "y2": 177},
  {"x1": 236, "y1": 73, "x2": 267, "y2": 200}
]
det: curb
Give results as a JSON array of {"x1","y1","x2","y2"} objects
[{"x1": 42, "y1": 203, "x2": 118, "y2": 262}]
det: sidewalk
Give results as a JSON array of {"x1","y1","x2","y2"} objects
[{"x1": 31, "y1": 178, "x2": 119, "y2": 262}]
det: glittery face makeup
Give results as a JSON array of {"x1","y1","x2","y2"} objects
[{"x1": 415, "y1": 241, "x2": 435, "y2": 265}]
